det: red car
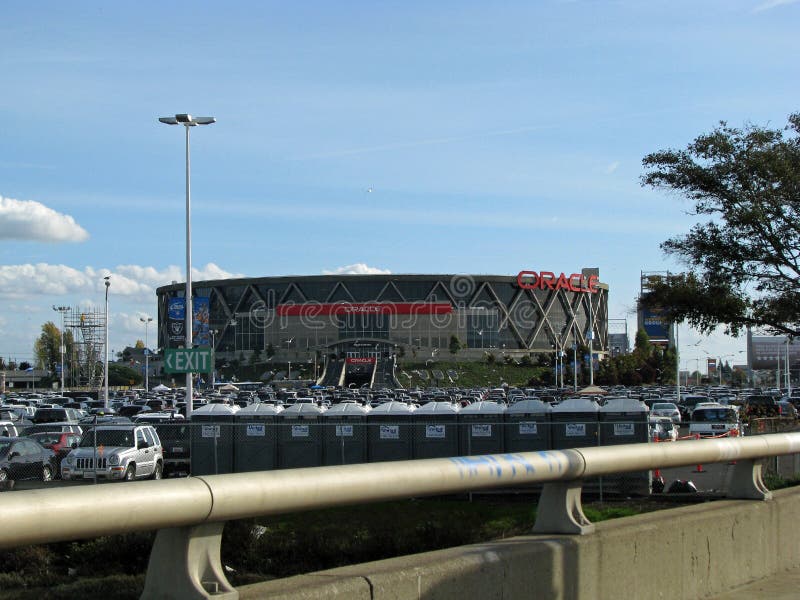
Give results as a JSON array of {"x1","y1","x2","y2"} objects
[{"x1": 27, "y1": 432, "x2": 83, "y2": 477}]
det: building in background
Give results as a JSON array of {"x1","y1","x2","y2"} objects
[
  {"x1": 156, "y1": 271, "x2": 609, "y2": 386},
  {"x1": 637, "y1": 271, "x2": 674, "y2": 347}
]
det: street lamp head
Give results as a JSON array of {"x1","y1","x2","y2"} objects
[
  {"x1": 159, "y1": 114, "x2": 216, "y2": 127},
  {"x1": 104, "y1": 276, "x2": 110, "y2": 288}
]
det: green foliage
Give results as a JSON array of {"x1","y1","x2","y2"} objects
[
  {"x1": 640, "y1": 112, "x2": 800, "y2": 337},
  {"x1": 108, "y1": 363, "x2": 143, "y2": 386},
  {"x1": 633, "y1": 328, "x2": 653, "y2": 359},
  {"x1": 448, "y1": 335, "x2": 462, "y2": 355},
  {"x1": 250, "y1": 348, "x2": 261, "y2": 367}
]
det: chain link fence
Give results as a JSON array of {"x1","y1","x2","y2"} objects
[{"x1": 10, "y1": 414, "x2": 798, "y2": 495}]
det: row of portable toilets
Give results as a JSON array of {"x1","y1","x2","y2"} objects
[{"x1": 188, "y1": 398, "x2": 652, "y2": 495}]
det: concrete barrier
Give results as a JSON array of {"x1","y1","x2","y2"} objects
[{"x1": 239, "y1": 487, "x2": 800, "y2": 599}]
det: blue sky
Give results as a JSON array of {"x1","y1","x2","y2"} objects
[{"x1": 1, "y1": 0, "x2": 798, "y2": 371}]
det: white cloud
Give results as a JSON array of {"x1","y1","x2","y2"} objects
[
  {"x1": 322, "y1": 263, "x2": 392, "y2": 275},
  {"x1": 0, "y1": 195, "x2": 89, "y2": 242},
  {"x1": 605, "y1": 161, "x2": 620, "y2": 174},
  {"x1": 752, "y1": 0, "x2": 799, "y2": 12},
  {"x1": 0, "y1": 262, "x2": 243, "y2": 299}
]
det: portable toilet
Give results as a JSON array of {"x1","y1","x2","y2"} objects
[
  {"x1": 599, "y1": 398, "x2": 649, "y2": 446},
  {"x1": 599, "y1": 397, "x2": 651, "y2": 495},
  {"x1": 190, "y1": 403, "x2": 239, "y2": 476},
  {"x1": 550, "y1": 398, "x2": 600, "y2": 450},
  {"x1": 277, "y1": 403, "x2": 323, "y2": 469},
  {"x1": 322, "y1": 402, "x2": 369, "y2": 465},
  {"x1": 234, "y1": 403, "x2": 283, "y2": 473},
  {"x1": 504, "y1": 399, "x2": 552, "y2": 453},
  {"x1": 458, "y1": 401, "x2": 505, "y2": 456},
  {"x1": 413, "y1": 401, "x2": 460, "y2": 459},
  {"x1": 367, "y1": 401, "x2": 415, "y2": 462}
]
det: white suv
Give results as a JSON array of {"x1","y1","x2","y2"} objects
[{"x1": 61, "y1": 424, "x2": 163, "y2": 481}]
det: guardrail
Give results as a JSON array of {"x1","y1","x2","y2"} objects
[{"x1": 2, "y1": 432, "x2": 800, "y2": 600}]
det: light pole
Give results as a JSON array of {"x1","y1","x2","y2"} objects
[
  {"x1": 52, "y1": 305, "x2": 69, "y2": 393},
  {"x1": 159, "y1": 113, "x2": 216, "y2": 419},
  {"x1": 572, "y1": 342, "x2": 578, "y2": 392},
  {"x1": 786, "y1": 338, "x2": 791, "y2": 395},
  {"x1": 103, "y1": 276, "x2": 110, "y2": 408},
  {"x1": 674, "y1": 322, "x2": 680, "y2": 401},
  {"x1": 285, "y1": 338, "x2": 294, "y2": 380},
  {"x1": 140, "y1": 317, "x2": 153, "y2": 393}
]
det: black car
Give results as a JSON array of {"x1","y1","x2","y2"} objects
[{"x1": 0, "y1": 437, "x2": 57, "y2": 482}]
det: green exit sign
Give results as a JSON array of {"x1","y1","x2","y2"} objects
[{"x1": 163, "y1": 348, "x2": 214, "y2": 374}]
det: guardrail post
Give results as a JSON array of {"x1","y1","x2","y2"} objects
[
  {"x1": 532, "y1": 480, "x2": 595, "y2": 535},
  {"x1": 141, "y1": 522, "x2": 238, "y2": 600},
  {"x1": 726, "y1": 458, "x2": 772, "y2": 501}
]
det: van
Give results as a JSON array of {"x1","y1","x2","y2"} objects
[{"x1": 689, "y1": 404, "x2": 740, "y2": 438}]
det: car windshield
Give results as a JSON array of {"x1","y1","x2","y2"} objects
[
  {"x1": 693, "y1": 409, "x2": 737, "y2": 422},
  {"x1": 653, "y1": 403, "x2": 675, "y2": 410},
  {"x1": 79, "y1": 429, "x2": 134, "y2": 447}
]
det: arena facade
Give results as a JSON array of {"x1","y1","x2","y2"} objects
[{"x1": 156, "y1": 270, "x2": 608, "y2": 385}]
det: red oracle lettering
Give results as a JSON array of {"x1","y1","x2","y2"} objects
[
  {"x1": 568, "y1": 273, "x2": 584, "y2": 292},
  {"x1": 539, "y1": 272, "x2": 556, "y2": 290},
  {"x1": 516, "y1": 270, "x2": 600, "y2": 293},
  {"x1": 516, "y1": 270, "x2": 538, "y2": 290}
]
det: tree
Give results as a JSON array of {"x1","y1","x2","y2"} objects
[
  {"x1": 633, "y1": 328, "x2": 653, "y2": 359},
  {"x1": 640, "y1": 113, "x2": 800, "y2": 337},
  {"x1": 250, "y1": 348, "x2": 261, "y2": 367},
  {"x1": 33, "y1": 322, "x2": 60, "y2": 370},
  {"x1": 448, "y1": 335, "x2": 462, "y2": 355},
  {"x1": 108, "y1": 363, "x2": 143, "y2": 386}
]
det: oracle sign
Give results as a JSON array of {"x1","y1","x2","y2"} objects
[
  {"x1": 346, "y1": 357, "x2": 377, "y2": 365},
  {"x1": 516, "y1": 271, "x2": 599, "y2": 294}
]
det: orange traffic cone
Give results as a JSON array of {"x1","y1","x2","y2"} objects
[{"x1": 694, "y1": 463, "x2": 705, "y2": 473}]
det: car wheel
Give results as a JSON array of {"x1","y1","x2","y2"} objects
[
  {"x1": 124, "y1": 464, "x2": 136, "y2": 481},
  {"x1": 42, "y1": 465, "x2": 53, "y2": 482},
  {"x1": 151, "y1": 462, "x2": 163, "y2": 480}
]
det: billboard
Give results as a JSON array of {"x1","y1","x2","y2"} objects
[
  {"x1": 707, "y1": 358, "x2": 717, "y2": 373},
  {"x1": 167, "y1": 297, "x2": 210, "y2": 346},
  {"x1": 640, "y1": 307, "x2": 671, "y2": 344}
]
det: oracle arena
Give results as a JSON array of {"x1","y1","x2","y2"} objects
[{"x1": 156, "y1": 270, "x2": 608, "y2": 387}]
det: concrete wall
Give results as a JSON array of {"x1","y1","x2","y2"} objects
[{"x1": 239, "y1": 488, "x2": 800, "y2": 599}]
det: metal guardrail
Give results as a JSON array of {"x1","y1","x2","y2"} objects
[{"x1": 1, "y1": 432, "x2": 799, "y2": 599}]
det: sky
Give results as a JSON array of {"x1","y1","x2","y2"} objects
[{"x1": 1, "y1": 0, "x2": 798, "y2": 373}]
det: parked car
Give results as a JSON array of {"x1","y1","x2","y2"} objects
[
  {"x1": 776, "y1": 401, "x2": 798, "y2": 419},
  {"x1": 0, "y1": 437, "x2": 57, "y2": 482},
  {"x1": 650, "y1": 402, "x2": 681, "y2": 424},
  {"x1": 135, "y1": 413, "x2": 189, "y2": 476},
  {"x1": 678, "y1": 395, "x2": 709, "y2": 420},
  {"x1": 689, "y1": 404, "x2": 741, "y2": 438},
  {"x1": 31, "y1": 407, "x2": 81, "y2": 424},
  {"x1": 0, "y1": 421, "x2": 23, "y2": 437},
  {"x1": 61, "y1": 424, "x2": 163, "y2": 481},
  {"x1": 743, "y1": 395, "x2": 779, "y2": 418},
  {"x1": 21, "y1": 422, "x2": 83, "y2": 436},
  {"x1": 649, "y1": 417, "x2": 679, "y2": 442},
  {"x1": 27, "y1": 431, "x2": 83, "y2": 477}
]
